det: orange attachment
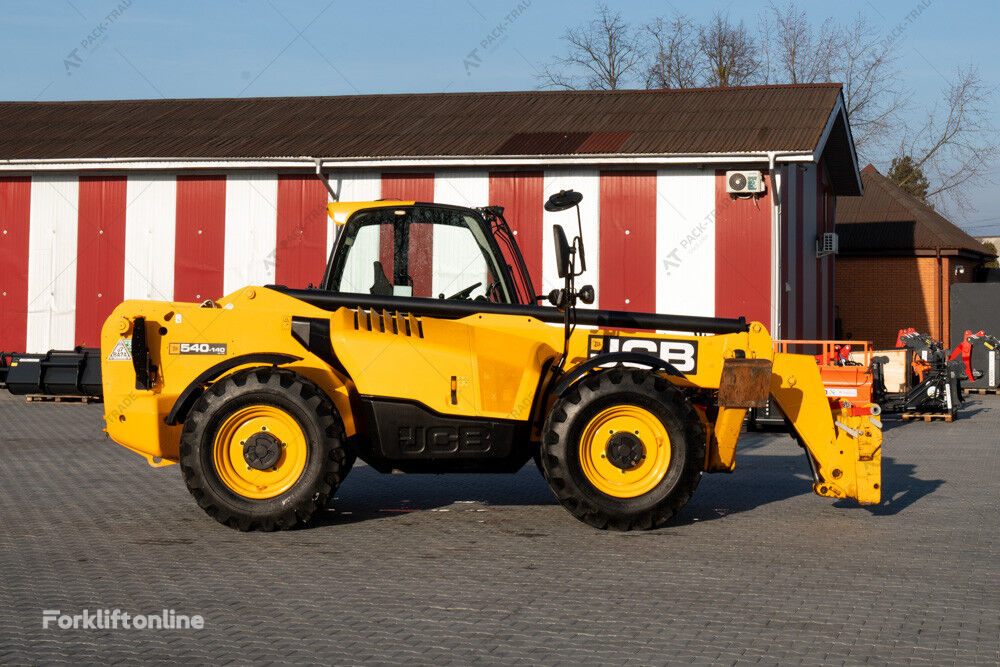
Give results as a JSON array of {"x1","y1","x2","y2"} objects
[
  {"x1": 818, "y1": 365, "x2": 873, "y2": 402},
  {"x1": 775, "y1": 340, "x2": 874, "y2": 404},
  {"x1": 911, "y1": 357, "x2": 931, "y2": 383}
]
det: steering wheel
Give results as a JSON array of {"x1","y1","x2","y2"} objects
[{"x1": 445, "y1": 282, "x2": 482, "y2": 300}]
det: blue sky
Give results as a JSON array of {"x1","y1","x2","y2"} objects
[{"x1": 2, "y1": 0, "x2": 996, "y2": 231}]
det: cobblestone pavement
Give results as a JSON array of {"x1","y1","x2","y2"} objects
[{"x1": 0, "y1": 392, "x2": 997, "y2": 665}]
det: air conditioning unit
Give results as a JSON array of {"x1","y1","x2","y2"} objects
[
  {"x1": 816, "y1": 232, "x2": 838, "y2": 257},
  {"x1": 725, "y1": 170, "x2": 766, "y2": 194}
]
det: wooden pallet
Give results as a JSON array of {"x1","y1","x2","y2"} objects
[
  {"x1": 965, "y1": 387, "x2": 1000, "y2": 395},
  {"x1": 901, "y1": 411, "x2": 955, "y2": 422},
  {"x1": 25, "y1": 394, "x2": 102, "y2": 404}
]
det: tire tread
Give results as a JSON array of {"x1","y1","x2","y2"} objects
[
  {"x1": 539, "y1": 366, "x2": 705, "y2": 531},
  {"x1": 178, "y1": 367, "x2": 347, "y2": 531}
]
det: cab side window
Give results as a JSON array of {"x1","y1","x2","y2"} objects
[
  {"x1": 422, "y1": 223, "x2": 489, "y2": 300},
  {"x1": 330, "y1": 207, "x2": 510, "y2": 303},
  {"x1": 338, "y1": 224, "x2": 383, "y2": 295}
]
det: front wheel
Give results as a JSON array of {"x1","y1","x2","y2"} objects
[
  {"x1": 539, "y1": 366, "x2": 705, "y2": 530},
  {"x1": 179, "y1": 367, "x2": 348, "y2": 531}
]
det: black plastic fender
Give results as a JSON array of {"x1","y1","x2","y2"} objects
[
  {"x1": 550, "y1": 352, "x2": 686, "y2": 397},
  {"x1": 164, "y1": 353, "x2": 301, "y2": 426}
]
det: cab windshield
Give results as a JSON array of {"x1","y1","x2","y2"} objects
[{"x1": 326, "y1": 205, "x2": 514, "y2": 304}]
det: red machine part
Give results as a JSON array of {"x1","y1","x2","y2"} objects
[
  {"x1": 895, "y1": 327, "x2": 917, "y2": 348},
  {"x1": 838, "y1": 401, "x2": 881, "y2": 417},
  {"x1": 781, "y1": 339, "x2": 875, "y2": 405},
  {"x1": 837, "y1": 344, "x2": 852, "y2": 364},
  {"x1": 949, "y1": 329, "x2": 984, "y2": 382},
  {"x1": 814, "y1": 343, "x2": 853, "y2": 366}
]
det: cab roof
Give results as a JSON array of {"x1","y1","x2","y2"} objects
[{"x1": 326, "y1": 200, "x2": 416, "y2": 226}]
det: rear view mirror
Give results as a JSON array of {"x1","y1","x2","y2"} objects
[
  {"x1": 553, "y1": 224, "x2": 571, "y2": 278},
  {"x1": 545, "y1": 190, "x2": 586, "y2": 276},
  {"x1": 544, "y1": 189, "x2": 583, "y2": 212}
]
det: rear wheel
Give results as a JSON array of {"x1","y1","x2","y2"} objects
[
  {"x1": 179, "y1": 367, "x2": 348, "y2": 531},
  {"x1": 539, "y1": 366, "x2": 705, "y2": 530},
  {"x1": 340, "y1": 449, "x2": 357, "y2": 480}
]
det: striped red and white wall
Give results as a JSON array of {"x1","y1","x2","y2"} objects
[
  {"x1": 0, "y1": 166, "x2": 830, "y2": 352},
  {"x1": 779, "y1": 163, "x2": 835, "y2": 341}
]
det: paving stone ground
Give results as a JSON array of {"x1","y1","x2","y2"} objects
[{"x1": 0, "y1": 392, "x2": 997, "y2": 664}]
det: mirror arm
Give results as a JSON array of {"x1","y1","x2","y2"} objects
[
  {"x1": 555, "y1": 249, "x2": 577, "y2": 371},
  {"x1": 573, "y1": 204, "x2": 586, "y2": 275},
  {"x1": 574, "y1": 204, "x2": 584, "y2": 245}
]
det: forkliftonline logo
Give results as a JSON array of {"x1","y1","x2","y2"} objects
[
  {"x1": 589, "y1": 335, "x2": 698, "y2": 373},
  {"x1": 168, "y1": 343, "x2": 228, "y2": 355},
  {"x1": 42, "y1": 609, "x2": 205, "y2": 630}
]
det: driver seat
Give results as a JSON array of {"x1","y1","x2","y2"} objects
[{"x1": 370, "y1": 261, "x2": 393, "y2": 296}]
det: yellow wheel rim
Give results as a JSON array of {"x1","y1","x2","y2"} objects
[
  {"x1": 579, "y1": 405, "x2": 671, "y2": 498},
  {"x1": 212, "y1": 405, "x2": 308, "y2": 500}
]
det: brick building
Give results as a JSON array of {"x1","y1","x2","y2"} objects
[{"x1": 835, "y1": 165, "x2": 994, "y2": 347}]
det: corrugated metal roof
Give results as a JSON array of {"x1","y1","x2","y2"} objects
[
  {"x1": 836, "y1": 165, "x2": 992, "y2": 257},
  {"x1": 0, "y1": 84, "x2": 842, "y2": 160}
]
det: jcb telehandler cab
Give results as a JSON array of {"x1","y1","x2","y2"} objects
[{"x1": 3, "y1": 192, "x2": 883, "y2": 531}]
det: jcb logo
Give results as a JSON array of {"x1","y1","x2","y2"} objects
[
  {"x1": 168, "y1": 342, "x2": 228, "y2": 356},
  {"x1": 589, "y1": 335, "x2": 698, "y2": 373},
  {"x1": 397, "y1": 426, "x2": 492, "y2": 455}
]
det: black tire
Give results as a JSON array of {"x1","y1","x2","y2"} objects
[
  {"x1": 539, "y1": 366, "x2": 705, "y2": 530},
  {"x1": 179, "y1": 367, "x2": 348, "y2": 531},
  {"x1": 340, "y1": 449, "x2": 357, "y2": 480}
]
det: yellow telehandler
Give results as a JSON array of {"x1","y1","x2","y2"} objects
[{"x1": 4, "y1": 190, "x2": 882, "y2": 530}]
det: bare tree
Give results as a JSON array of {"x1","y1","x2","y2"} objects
[
  {"x1": 756, "y1": 5, "x2": 905, "y2": 151},
  {"x1": 643, "y1": 11, "x2": 760, "y2": 89},
  {"x1": 537, "y1": 4, "x2": 643, "y2": 90},
  {"x1": 697, "y1": 12, "x2": 759, "y2": 87},
  {"x1": 755, "y1": 10, "x2": 775, "y2": 85},
  {"x1": 896, "y1": 66, "x2": 997, "y2": 211},
  {"x1": 538, "y1": 4, "x2": 995, "y2": 211},
  {"x1": 829, "y1": 14, "x2": 908, "y2": 152},
  {"x1": 643, "y1": 13, "x2": 701, "y2": 89},
  {"x1": 763, "y1": 2, "x2": 838, "y2": 83}
]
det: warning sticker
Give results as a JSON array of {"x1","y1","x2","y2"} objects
[{"x1": 108, "y1": 338, "x2": 133, "y2": 361}]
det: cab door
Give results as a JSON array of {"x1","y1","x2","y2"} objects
[
  {"x1": 329, "y1": 205, "x2": 509, "y2": 414},
  {"x1": 328, "y1": 205, "x2": 525, "y2": 466}
]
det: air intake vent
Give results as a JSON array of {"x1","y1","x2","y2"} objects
[{"x1": 354, "y1": 309, "x2": 423, "y2": 337}]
